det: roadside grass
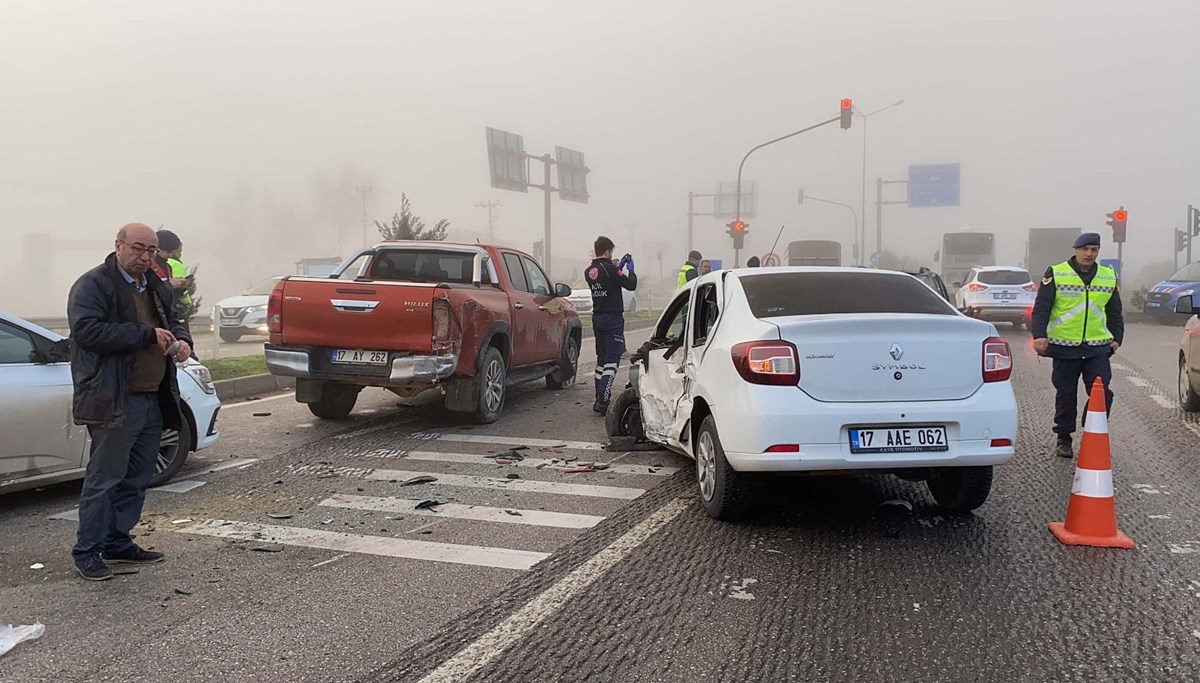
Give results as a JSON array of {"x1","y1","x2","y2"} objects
[{"x1": 204, "y1": 355, "x2": 267, "y2": 381}]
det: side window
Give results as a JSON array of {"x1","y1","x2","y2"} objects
[
  {"x1": 0, "y1": 323, "x2": 36, "y2": 365},
  {"x1": 654, "y1": 292, "x2": 691, "y2": 342},
  {"x1": 521, "y1": 257, "x2": 551, "y2": 297},
  {"x1": 692, "y1": 284, "x2": 720, "y2": 347},
  {"x1": 503, "y1": 253, "x2": 530, "y2": 293}
]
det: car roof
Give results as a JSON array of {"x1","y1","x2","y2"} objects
[
  {"x1": 976, "y1": 265, "x2": 1029, "y2": 272},
  {"x1": 0, "y1": 311, "x2": 63, "y2": 342}
]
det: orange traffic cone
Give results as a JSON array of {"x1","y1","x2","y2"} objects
[{"x1": 1049, "y1": 377, "x2": 1135, "y2": 549}]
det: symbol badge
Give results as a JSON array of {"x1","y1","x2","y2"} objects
[{"x1": 889, "y1": 343, "x2": 904, "y2": 361}]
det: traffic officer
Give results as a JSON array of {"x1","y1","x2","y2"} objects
[
  {"x1": 586, "y1": 236, "x2": 637, "y2": 414},
  {"x1": 155, "y1": 229, "x2": 193, "y2": 328},
  {"x1": 1031, "y1": 232, "x2": 1124, "y2": 459},
  {"x1": 677, "y1": 250, "x2": 702, "y2": 287}
]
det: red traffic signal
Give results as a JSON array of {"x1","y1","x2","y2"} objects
[
  {"x1": 1106, "y1": 206, "x2": 1128, "y2": 244},
  {"x1": 731, "y1": 219, "x2": 747, "y2": 233},
  {"x1": 840, "y1": 99, "x2": 853, "y2": 129},
  {"x1": 1113, "y1": 209, "x2": 1127, "y2": 222}
]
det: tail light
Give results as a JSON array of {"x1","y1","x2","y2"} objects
[
  {"x1": 432, "y1": 298, "x2": 458, "y2": 354},
  {"x1": 1023, "y1": 283, "x2": 1038, "y2": 292},
  {"x1": 982, "y1": 337, "x2": 1012, "y2": 382},
  {"x1": 968, "y1": 283, "x2": 988, "y2": 292},
  {"x1": 731, "y1": 341, "x2": 800, "y2": 385},
  {"x1": 266, "y1": 285, "x2": 283, "y2": 334}
]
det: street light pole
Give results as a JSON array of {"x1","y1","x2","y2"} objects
[
  {"x1": 798, "y1": 191, "x2": 859, "y2": 262},
  {"x1": 855, "y1": 100, "x2": 905, "y2": 265}
]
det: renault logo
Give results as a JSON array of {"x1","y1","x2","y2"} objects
[{"x1": 889, "y1": 343, "x2": 904, "y2": 361}]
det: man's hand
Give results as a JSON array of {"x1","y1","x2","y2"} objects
[
  {"x1": 173, "y1": 339, "x2": 192, "y2": 363},
  {"x1": 154, "y1": 328, "x2": 177, "y2": 353},
  {"x1": 1110, "y1": 341, "x2": 1121, "y2": 352},
  {"x1": 169, "y1": 277, "x2": 189, "y2": 290},
  {"x1": 1033, "y1": 338, "x2": 1049, "y2": 355}
]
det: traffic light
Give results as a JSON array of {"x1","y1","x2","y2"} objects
[
  {"x1": 1176, "y1": 229, "x2": 1188, "y2": 253},
  {"x1": 1191, "y1": 205, "x2": 1200, "y2": 237},
  {"x1": 727, "y1": 219, "x2": 748, "y2": 249},
  {"x1": 1106, "y1": 207, "x2": 1128, "y2": 243},
  {"x1": 797, "y1": 188, "x2": 805, "y2": 204},
  {"x1": 840, "y1": 99, "x2": 853, "y2": 129}
]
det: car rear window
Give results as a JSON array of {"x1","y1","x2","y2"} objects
[
  {"x1": 978, "y1": 269, "x2": 1031, "y2": 285},
  {"x1": 368, "y1": 249, "x2": 485, "y2": 284},
  {"x1": 740, "y1": 272, "x2": 954, "y2": 318}
]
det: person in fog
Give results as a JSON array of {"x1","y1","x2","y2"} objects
[
  {"x1": 585, "y1": 236, "x2": 637, "y2": 414},
  {"x1": 677, "y1": 250, "x2": 702, "y2": 286},
  {"x1": 700, "y1": 259, "x2": 713, "y2": 276},
  {"x1": 746, "y1": 256, "x2": 761, "y2": 268}
]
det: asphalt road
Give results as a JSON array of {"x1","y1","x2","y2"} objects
[{"x1": 3, "y1": 325, "x2": 1199, "y2": 682}]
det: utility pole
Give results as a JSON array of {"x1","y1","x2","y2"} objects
[
  {"x1": 686, "y1": 191, "x2": 718, "y2": 255},
  {"x1": 355, "y1": 185, "x2": 373, "y2": 248},
  {"x1": 855, "y1": 100, "x2": 906, "y2": 269},
  {"x1": 541, "y1": 154, "x2": 553, "y2": 277},
  {"x1": 797, "y1": 189, "x2": 859, "y2": 262},
  {"x1": 476, "y1": 200, "x2": 502, "y2": 242},
  {"x1": 874, "y1": 177, "x2": 909, "y2": 261},
  {"x1": 1189, "y1": 204, "x2": 1195, "y2": 266}
]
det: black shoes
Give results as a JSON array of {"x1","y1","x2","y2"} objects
[
  {"x1": 102, "y1": 545, "x2": 165, "y2": 564},
  {"x1": 75, "y1": 556, "x2": 113, "y2": 581},
  {"x1": 1054, "y1": 436, "x2": 1073, "y2": 459}
]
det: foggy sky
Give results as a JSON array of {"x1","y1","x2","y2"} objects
[{"x1": 2, "y1": 0, "x2": 1197, "y2": 316}]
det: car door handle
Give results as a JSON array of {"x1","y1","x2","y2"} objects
[
  {"x1": 538, "y1": 305, "x2": 547, "y2": 311},
  {"x1": 514, "y1": 303, "x2": 525, "y2": 309}
]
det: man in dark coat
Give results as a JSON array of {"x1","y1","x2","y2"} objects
[{"x1": 67, "y1": 223, "x2": 193, "y2": 581}]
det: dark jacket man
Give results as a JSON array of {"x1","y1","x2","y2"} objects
[{"x1": 586, "y1": 236, "x2": 637, "y2": 413}]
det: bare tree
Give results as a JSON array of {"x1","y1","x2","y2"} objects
[{"x1": 376, "y1": 194, "x2": 449, "y2": 241}]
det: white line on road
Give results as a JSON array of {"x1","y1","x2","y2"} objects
[
  {"x1": 219, "y1": 392, "x2": 296, "y2": 410},
  {"x1": 416, "y1": 496, "x2": 691, "y2": 683},
  {"x1": 1152, "y1": 395, "x2": 1177, "y2": 410},
  {"x1": 363, "y1": 468, "x2": 645, "y2": 500},
  {"x1": 151, "y1": 480, "x2": 208, "y2": 493},
  {"x1": 420, "y1": 434, "x2": 607, "y2": 452},
  {"x1": 49, "y1": 508, "x2": 79, "y2": 521},
  {"x1": 312, "y1": 553, "x2": 349, "y2": 568},
  {"x1": 320, "y1": 493, "x2": 605, "y2": 529},
  {"x1": 1127, "y1": 376, "x2": 1151, "y2": 387},
  {"x1": 389, "y1": 450, "x2": 677, "y2": 476},
  {"x1": 177, "y1": 519, "x2": 549, "y2": 571},
  {"x1": 198, "y1": 458, "x2": 260, "y2": 474}
]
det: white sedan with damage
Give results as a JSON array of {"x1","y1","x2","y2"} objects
[{"x1": 606, "y1": 267, "x2": 1018, "y2": 519}]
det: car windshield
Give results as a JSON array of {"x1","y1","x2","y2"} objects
[
  {"x1": 243, "y1": 278, "x2": 280, "y2": 296},
  {"x1": 978, "y1": 269, "x2": 1030, "y2": 285},
  {"x1": 1167, "y1": 262, "x2": 1200, "y2": 281},
  {"x1": 367, "y1": 249, "x2": 481, "y2": 284},
  {"x1": 740, "y1": 272, "x2": 955, "y2": 318}
]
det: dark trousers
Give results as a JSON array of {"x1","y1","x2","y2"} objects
[
  {"x1": 1051, "y1": 354, "x2": 1113, "y2": 436},
  {"x1": 593, "y1": 312, "x2": 626, "y2": 407},
  {"x1": 73, "y1": 393, "x2": 163, "y2": 561}
]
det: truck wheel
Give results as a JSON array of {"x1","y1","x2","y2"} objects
[
  {"x1": 219, "y1": 330, "x2": 241, "y2": 343},
  {"x1": 926, "y1": 465, "x2": 993, "y2": 512},
  {"x1": 696, "y1": 415, "x2": 742, "y2": 520},
  {"x1": 308, "y1": 384, "x2": 359, "y2": 420},
  {"x1": 1180, "y1": 355, "x2": 1200, "y2": 412},
  {"x1": 150, "y1": 413, "x2": 193, "y2": 488},
  {"x1": 605, "y1": 386, "x2": 643, "y2": 439},
  {"x1": 473, "y1": 347, "x2": 506, "y2": 424},
  {"x1": 545, "y1": 335, "x2": 579, "y2": 390}
]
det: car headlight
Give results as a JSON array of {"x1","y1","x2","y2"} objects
[
  {"x1": 184, "y1": 364, "x2": 217, "y2": 395},
  {"x1": 245, "y1": 305, "x2": 266, "y2": 313}
]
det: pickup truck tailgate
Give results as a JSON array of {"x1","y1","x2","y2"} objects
[{"x1": 279, "y1": 279, "x2": 435, "y2": 353}]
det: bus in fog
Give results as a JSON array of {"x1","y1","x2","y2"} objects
[
  {"x1": 787, "y1": 240, "x2": 841, "y2": 267},
  {"x1": 940, "y1": 232, "x2": 995, "y2": 287}
]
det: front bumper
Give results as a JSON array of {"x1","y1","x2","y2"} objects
[
  {"x1": 265, "y1": 344, "x2": 458, "y2": 385},
  {"x1": 189, "y1": 400, "x2": 221, "y2": 450}
]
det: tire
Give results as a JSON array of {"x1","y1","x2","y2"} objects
[
  {"x1": 219, "y1": 330, "x2": 241, "y2": 343},
  {"x1": 308, "y1": 383, "x2": 359, "y2": 420},
  {"x1": 926, "y1": 465, "x2": 993, "y2": 513},
  {"x1": 545, "y1": 335, "x2": 580, "y2": 390},
  {"x1": 472, "y1": 347, "x2": 506, "y2": 424},
  {"x1": 695, "y1": 415, "x2": 742, "y2": 520},
  {"x1": 605, "y1": 386, "x2": 643, "y2": 439},
  {"x1": 1181, "y1": 355, "x2": 1200, "y2": 412},
  {"x1": 150, "y1": 414, "x2": 193, "y2": 488}
]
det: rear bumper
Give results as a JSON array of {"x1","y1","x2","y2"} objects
[
  {"x1": 265, "y1": 344, "x2": 458, "y2": 385},
  {"x1": 969, "y1": 305, "x2": 1032, "y2": 321}
]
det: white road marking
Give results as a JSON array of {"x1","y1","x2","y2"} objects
[
  {"x1": 419, "y1": 433, "x2": 607, "y2": 452},
  {"x1": 219, "y1": 392, "x2": 296, "y2": 410},
  {"x1": 1149, "y1": 514, "x2": 1173, "y2": 519},
  {"x1": 320, "y1": 493, "x2": 605, "y2": 529},
  {"x1": 1111, "y1": 362, "x2": 1130, "y2": 371},
  {"x1": 151, "y1": 480, "x2": 208, "y2": 493},
  {"x1": 1168, "y1": 542, "x2": 1200, "y2": 554},
  {"x1": 1126, "y1": 377, "x2": 1150, "y2": 388},
  {"x1": 49, "y1": 508, "x2": 79, "y2": 521},
  {"x1": 198, "y1": 458, "x2": 260, "y2": 474},
  {"x1": 385, "y1": 450, "x2": 677, "y2": 476},
  {"x1": 311, "y1": 553, "x2": 349, "y2": 568},
  {"x1": 177, "y1": 519, "x2": 548, "y2": 571},
  {"x1": 417, "y1": 496, "x2": 690, "y2": 683},
  {"x1": 1152, "y1": 395, "x2": 1177, "y2": 410},
  {"x1": 363, "y1": 468, "x2": 645, "y2": 500}
]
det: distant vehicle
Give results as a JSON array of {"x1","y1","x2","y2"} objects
[
  {"x1": 265, "y1": 242, "x2": 582, "y2": 423},
  {"x1": 1175, "y1": 293, "x2": 1200, "y2": 411},
  {"x1": 787, "y1": 240, "x2": 841, "y2": 267},
  {"x1": 295, "y1": 257, "x2": 343, "y2": 278},
  {"x1": 215, "y1": 277, "x2": 283, "y2": 343},
  {"x1": 940, "y1": 232, "x2": 996, "y2": 288},
  {"x1": 567, "y1": 287, "x2": 637, "y2": 316},
  {"x1": 1144, "y1": 261, "x2": 1200, "y2": 324},
  {"x1": 1025, "y1": 228, "x2": 1081, "y2": 286},
  {"x1": 954, "y1": 266, "x2": 1037, "y2": 329},
  {"x1": 903, "y1": 267, "x2": 951, "y2": 302},
  {"x1": 607, "y1": 267, "x2": 1017, "y2": 519},
  {"x1": 0, "y1": 312, "x2": 221, "y2": 494}
]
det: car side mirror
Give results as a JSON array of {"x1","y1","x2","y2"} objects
[
  {"x1": 554, "y1": 283, "x2": 572, "y2": 298},
  {"x1": 1176, "y1": 294, "x2": 1197, "y2": 315}
]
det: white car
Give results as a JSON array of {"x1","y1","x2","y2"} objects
[
  {"x1": 0, "y1": 312, "x2": 221, "y2": 495},
  {"x1": 606, "y1": 267, "x2": 1018, "y2": 519},
  {"x1": 215, "y1": 277, "x2": 282, "y2": 342},
  {"x1": 953, "y1": 266, "x2": 1037, "y2": 328},
  {"x1": 568, "y1": 287, "x2": 637, "y2": 316}
]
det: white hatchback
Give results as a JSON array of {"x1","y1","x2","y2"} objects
[
  {"x1": 606, "y1": 267, "x2": 1018, "y2": 519},
  {"x1": 953, "y1": 266, "x2": 1037, "y2": 329},
  {"x1": 568, "y1": 287, "x2": 637, "y2": 316}
]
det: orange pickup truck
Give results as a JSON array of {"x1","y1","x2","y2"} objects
[{"x1": 264, "y1": 241, "x2": 582, "y2": 423}]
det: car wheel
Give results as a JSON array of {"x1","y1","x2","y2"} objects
[
  {"x1": 150, "y1": 415, "x2": 193, "y2": 487},
  {"x1": 605, "y1": 386, "x2": 644, "y2": 439},
  {"x1": 926, "y1": 465, "x2": 993, "y2": 513},
  {"x1": 545, "y1": 335, "x2": 579, "y2": 390},
  {"x1": 473, "y1": 347, "x2": 506, "y2": 424},
  {"x1": 695, "y1": 415, "x2": 742, "y2": 520},
  {"x1": 308, "y1": 383, "x2": 359, "y2": 420},
  {"x1": 219, "y1": 330, "x2": 241, "y2": 343},
  {"x1": 1180, "y1": 356, "x2": 1200, "y2": 412}
]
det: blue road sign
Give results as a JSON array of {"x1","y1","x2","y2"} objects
[
  {"x1": 907, "y1": 163, "x2": 961, "y2": 207},
  {"x1": 869, "y1": 251, "x2": 882, "y2": 266},
  {"x1": 1100, "y1": 258, "x2": 1121, "y2": 279}
]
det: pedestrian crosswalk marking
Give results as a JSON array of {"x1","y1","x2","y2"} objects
[
  {"x1": 176, "y1": 519, "x2": 548, "y2": 571},
  {"x1": 362, "y1": 468, "x2": 645, "y2": 500},
  {"x1": 375, "y1": 450, "x2": 676, "y2": 476},
  {"x1": 320, "y1": 493, "x2": 605, "y2": 529},
  {"x1": 416, "y1": 433, "x2": 607, "y2": 452}
]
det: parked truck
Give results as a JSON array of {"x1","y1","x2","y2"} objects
[
  {"x1": 265, "y1": 242, "x2": 582, "y2": 423},
  {"x1": 1024, "y1": 228, "x2": 1081, "y2": 285}
]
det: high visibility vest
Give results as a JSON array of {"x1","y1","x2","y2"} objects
[
  {"x1": 1046, "y1": 261, "x2": 1116, "y2": 346},
  {"x1": 166, "y1": 257, "x2": 192, "y2": 307},
  {"x1": 677, "y1": 263, "x2": 696, "y2": 287}
]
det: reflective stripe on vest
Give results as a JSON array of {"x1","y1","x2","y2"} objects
[{"x1": 1046, "y1": 261, "x2": 1116, "y2": 346}]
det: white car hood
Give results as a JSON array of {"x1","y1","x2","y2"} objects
[{"x1": 217, "y1": 294, "x2": 268, "y2": 309}]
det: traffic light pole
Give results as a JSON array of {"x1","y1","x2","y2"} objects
[
  {"x1": 798, "y1": 192, "x2": 859, "y2": 264},
  {"x1": 1189, "y1": 204, "x2": 1195, "y2": 266},
  {"x1": 686, "y1": 191, "x2": 717, "y2": 255},
  {"x1": 875, "y1": 177, "x2": 909, "y2": 261},
  {"x1": 734, "y1": 115, "x2": 840, "y2": 266}
]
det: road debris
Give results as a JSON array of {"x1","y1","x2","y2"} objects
[
  {"x1": 28, "y1": 563, "x2": 44, "y2": 570},
  {"x1": 250, "y1": 544, "x2": 285, "y2": 553},
  {"x1": 252, "y1": 412, "x2": 272, "y2": 417},
  {"x1": 565, "y1": 467, "x2": 597, "y2": 474},
  {"x1": 266, "y1": 513, "x2": 293, "y2": 520},
  {"x1": 171, "y1": 519, "x2": 193, "y2": 525},
  {"x1": 504, "y1": 509, "x2": 523, "y2": 516},
  {"x1": 415, "y1": 500, "x2": 444, "y2": 511},
  {"x1": 400, "y1": 475, "x2": 438, "y2": 486},
  {"x1": 0, "y1": 623, "x2": 45, "y2": 658},
  {"x1": 174, "y1": 588, "x2": 193, "y2": 596},
  {"x1": 880, "y1": 499, "x2": 914, "y2": 512},
  {"x1": 506, "y1": 473, "x2": 521, "y2": 480}
]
